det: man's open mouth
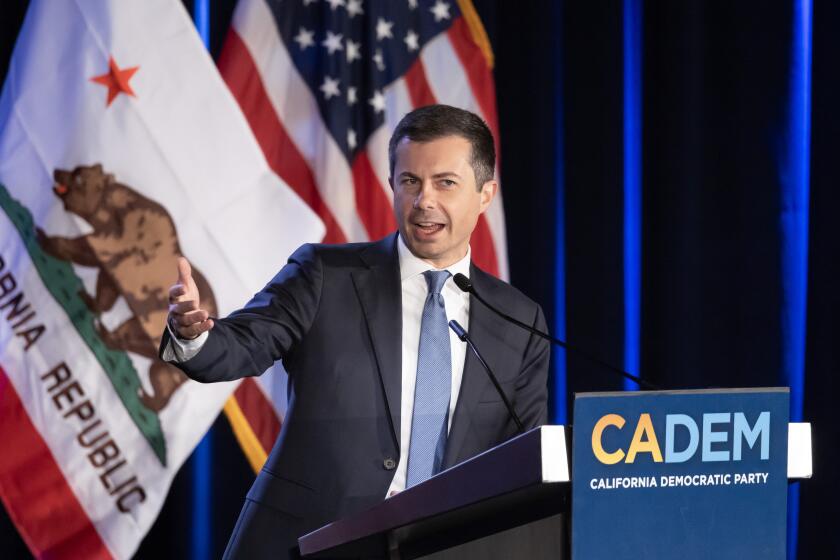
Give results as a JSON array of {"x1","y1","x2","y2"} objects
[{"x1": 414, "y1": 222, "x2": 445, "y2": 234}]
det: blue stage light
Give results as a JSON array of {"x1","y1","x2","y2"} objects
[
  {"x1": 623, "y1": 0, "x2": 642, "y2": 393},
  {"x1": 782, "y1": 2, "x2": 811, "y2": 557},
  {"x1": 191, "y1": 7, "x2": 212, "y2": 559}
]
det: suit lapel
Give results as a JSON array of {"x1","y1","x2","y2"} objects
[
  {"x1": 443, "y1": 265, "x2": 511, "y2": 468},
  {"x1": 351, "y1": 234, "x2": 402, "y2": 449}
]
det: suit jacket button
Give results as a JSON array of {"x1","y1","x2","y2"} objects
[{"x1": 383, "y1": 458, "x2": 397, "y2": 470}]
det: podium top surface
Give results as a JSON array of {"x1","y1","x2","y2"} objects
[{"x1": 299, "y1": 426, "x2": 568, "y2": 557}]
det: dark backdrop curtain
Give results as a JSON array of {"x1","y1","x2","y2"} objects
[{"x1": 1, "y1": 1, "x2": 836, "y2": 558}]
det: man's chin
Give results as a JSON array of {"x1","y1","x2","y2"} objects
[
  {"x1": 406, "y1": 239, "x2": 440, "y2": 257},
  {"x1": 403, "y1": 234, "x2": 441, "y2": 257},
  {"x1": 403, "y1": 237, "x2": 471, "y2": 269}
]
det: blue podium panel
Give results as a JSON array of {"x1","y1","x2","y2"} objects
[{"x1": 572, "y1": 388, "x2": 789, "y2": 560}]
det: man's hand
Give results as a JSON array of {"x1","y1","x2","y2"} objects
[{"x1": 168, "y1": 257, "x2": 214, "y2": 340}]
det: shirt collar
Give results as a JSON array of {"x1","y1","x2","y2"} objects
[{"x1": 397, "y1": 233, "x2": 471, "y2": 282}]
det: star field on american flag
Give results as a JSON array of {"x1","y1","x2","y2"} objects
[{"x1": 268, "y1": 0, "x2": 461, "y2": 160}]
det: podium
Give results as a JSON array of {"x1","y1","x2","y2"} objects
[{"x1": 299, "y1": 419, "x2": 812, "y2": 559}]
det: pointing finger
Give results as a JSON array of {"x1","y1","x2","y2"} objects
[{"x1": 177, "y1": 257, "x2": 192, "y2": 285}]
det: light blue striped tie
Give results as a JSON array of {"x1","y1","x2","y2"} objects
[{"x1": 406, "y1": 270, "x2": 452, "y2": 488}]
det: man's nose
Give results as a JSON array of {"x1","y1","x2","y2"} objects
[{"x1": 413, "y1": 181, "x2": 437, "y2": 208}]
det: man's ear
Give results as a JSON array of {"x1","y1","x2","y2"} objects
[{"x1": 478, "y1": 180, "x2": 498, "y2": 213}]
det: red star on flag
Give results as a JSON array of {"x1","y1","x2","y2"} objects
[{"x1": 90, "y1": 56, "x2": 139, "y2": 107}]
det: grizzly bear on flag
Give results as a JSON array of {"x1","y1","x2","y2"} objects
[{"x1": 36, "y1": 163, "x2": 218, "y2": 411}]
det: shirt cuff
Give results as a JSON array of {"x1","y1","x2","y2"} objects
[{"x1": 162, "y1": 320, "x2": 209, "y2": 363}]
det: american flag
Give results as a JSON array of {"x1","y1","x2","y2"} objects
[{"x1": 215, "y1": 0, "x2": 508, "y2": 470}]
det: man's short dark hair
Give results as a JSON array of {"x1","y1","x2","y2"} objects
[{"x1": 388, "y1": 104, "x2": 496, "y2": 189}]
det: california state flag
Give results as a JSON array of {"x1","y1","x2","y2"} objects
[{"x1": 0, "y1": 0, "x2": 324, "y2": 557}]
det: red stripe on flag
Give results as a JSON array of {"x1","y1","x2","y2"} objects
[
  {"x1": 446, "y1": 17, "x2": 501, "y2": 139},
  {"x1": 470, "y1": 216, "x2": 499, "y2": 276},
  {"x1": 351, "y1": 152, "x2": 397, "y2": 241},
  {"x1": 234, "y1": 378, "x2": 282, "y2": 455},
  {"x1": 218, "y1": 29, "x2": 346, "y2": 244},
  {"x1": 0, "y1": 367, "x2": 112, "y2": 560},
  {"x1": 403, "y1": 58, "x2": 437, "y2": 108}
]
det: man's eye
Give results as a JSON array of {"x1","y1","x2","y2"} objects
[
  {"x1": 441, "y1": 179, "x2": 456, "y2": 187},
  {"x1": 402, "y1": 177, "x2": 418, "y2": 185}
]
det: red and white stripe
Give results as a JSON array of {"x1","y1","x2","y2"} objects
[
  {"x1": 0, "y1": 366, "x2": 112, "y2": 560},
  {"x1": 218, "y1": 0, "x2": 508, "y2": 465}
]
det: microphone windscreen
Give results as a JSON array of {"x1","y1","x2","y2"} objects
[{"x1": 453, "y1": 273, "x2": 473, "y2": 293}]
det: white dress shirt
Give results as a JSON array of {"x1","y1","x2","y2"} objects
[
  {"x1": 161, "y1": 323, "x2": 207, "y2": 362},
  {"x1": 386, "y1": 235, "x2": 471, "y2": 496},
  {"x1": 163, "y1": 236, "x2": 472, "y2": 497}
]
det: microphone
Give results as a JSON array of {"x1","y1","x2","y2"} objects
[
  {"x1": 452, "y1": 273, "x2": 658, "y2": 390},
  {"x1": 448, "y1": 319, "x2": 525, "y2": 434}
]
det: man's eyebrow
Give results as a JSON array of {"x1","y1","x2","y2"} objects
[{"x1": 397, "y1": 171, "x2": 463, "y2": 179}]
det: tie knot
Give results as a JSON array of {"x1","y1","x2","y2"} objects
[{"x1": 423, "y1": 270, "x2": 451, "y2": 295}]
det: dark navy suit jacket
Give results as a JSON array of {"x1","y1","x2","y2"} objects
[{"x1": 161, "y1": 233, "x2": 549, "y2": 558}]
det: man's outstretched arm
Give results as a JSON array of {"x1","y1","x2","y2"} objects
[{"x1": 159, "y1": 244, "x2": 324, "y2": 383}]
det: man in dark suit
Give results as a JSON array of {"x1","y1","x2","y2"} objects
[{"x1": 162, "y1": 105, "x2": 550, "y2": 559}]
